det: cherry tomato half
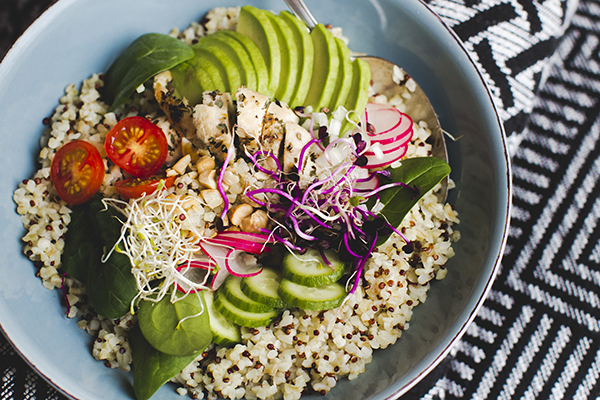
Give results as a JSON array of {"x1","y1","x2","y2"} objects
[
  {"x1": 50, "y1": 140, "x2": 105, "y2": 205},
  {"x1": 105, "y1": 116, "x2": 168, "y2": 178},
  {"x1": 114, "y1": 174, "x2": 176, "y2": 199}
]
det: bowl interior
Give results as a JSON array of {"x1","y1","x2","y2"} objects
[{"x1": 0, "y1": 0, "x2": 509, "y2": 399}]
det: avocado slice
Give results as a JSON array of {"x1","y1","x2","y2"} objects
[
  {"x1": 170, "y1": 61, "x2": 214, "y2": 106},
  {"x1": 192, "y1": 43, "x2": 241, "y2": 93},
  {"x1": 304, "y1": 24, "x2": 340, "y2": 113},
  {"x1": 198, "y1": 33, "x2": 258, "y2": 92},
  {"x1": 341, "y1": 57, "x2": 371, "y2": 134},
  {"x1": 237, "y1": 5, "x2": 280, "y2": 96},
  {"x1": 264, "y1": 10, "x2": 299, "y2": 105},
  {"x1": 215, "y1": 30, "x2": 269, "y2": 95},
  {"x1": 279, "y1": 10, "x2": 314, "y2": 109},
  {"x1": 328, "y1": 37, "x2": 353, "y2": 113}
]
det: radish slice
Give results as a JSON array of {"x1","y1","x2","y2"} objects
[
  {"x1": 364, "y1": 145, "x2": 408, "y2": 169},
  {"x1": 353, "y1": 173, "x2": 380, "y2": 194},
  {"x1": 363, "y1": 103, "x2": 414, "y2": 146},
  {"x1": 174, "y1": 260, "x2": 214, "y2": 293},
  {"x1": 200, "y1": 241, "x2": 263, "y2": 279},
  {"x1": 206, "y1": 236, "x2": 269, "y2": 254},
  {"x1": 215, "y1": 231, "x2": 274, "y2": 244},
  {"x1": 210, "y1": 269, "x2": 229, "y2": 290},
  {"x1": 363, "y1": 133, "x2": 411, "y2": 156},
  {"x1": 224, "y1": 249, "x2": 263, "y2": 277}
]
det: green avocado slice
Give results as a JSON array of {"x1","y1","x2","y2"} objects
[
  {"x1": 214, "y1": 30, "x2": 269, "y2": 95},
  {"x1": 304, "y1": 24, "x2": 340, "y2": 113},
  {"x1": 341, "y1": 57, "x2": 371, "y2": 134},
  {"x1": 264, "y1": 10, "x2": 299, "y2": 105},
  {"x1": 192, "y1": 43, "x2": 241, "y2": 93},
  {"x1": 237, "y1": 5, "x2": 280, "y2": 96},
  {"x1": 279, "y1": 10, "x2": 314, "y2": 109},
  {"x1": 329, "y1": 37, "x2": 354, "y2": 113},
  {"x1": 199, "y1": 33, "x2": 259, "y2": 92}
]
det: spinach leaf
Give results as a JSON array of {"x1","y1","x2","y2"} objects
[
  {"x1": 61, "y1": 204, "x2": 98, "y2": 282},
  {"x1": 138, "y1": 292, "x2": 212, "y2": 357},
  {"x1": 130, "y1": 327, "x2": 202, "y2": 400},
  {"x1": 86, "y1": 250, "x2": 137, "y2": 319},
  {"x1": 86, "y1": 198, "x2": 138, "y2": 319},
  {"x1": 372, "y1": 157, "x2": 451, "y2": 245},
  {"x1": 104, "y1": 33, "x2": 194, "y2": 111}
]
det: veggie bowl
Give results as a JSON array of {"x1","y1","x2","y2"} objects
[{"x1": 0, "y1": 0, "x2": 510, "y2": 400}]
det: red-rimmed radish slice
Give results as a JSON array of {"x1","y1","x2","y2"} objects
[
  {"x1": 353, "y1": 172, "x2": 380, "y2": 194},
  {"x1": 175, "y1": 260, "x2": 214, "y2": 293},
  {"x1": 200, "y1": 241, "x2": 262, "y2": 278},
  {"x1": 363, "y1": 103, "x2": 413, "y2": 146},
  {"x1": 210, "y1": 269, "x2": 229, "y2": 291},
  {"x1": 363, "y1": 134, "x2": 411, "y2": 156},
  {"x1": 207, "y1": 236, "x2": 270, "y2": 254},
  {"x1": 215, "y1": 231, "x2": 275, "y2": 244},
  {"x1": 224, "y1": 249, "x2": 263, "y2": 278},
  {"x1": 364, "y1": 145, "x2": 408, "y2": 169}
]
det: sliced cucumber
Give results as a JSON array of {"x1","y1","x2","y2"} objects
[
  {"x1": 240, "y1": 268, "x2": 286, "y2": 309},
  {"x1": 202, "y1": 290, "x2": 241, "y2": 346},
  {"x1": 278, "y1": 279, "x2": 347, "y2": 311},
  {"x1": 214, "y1": 290, "x2": 280, "y2": 328},
  {"x1": 221, "y1": 276, "x2": 273, "y2": 313},
  {"x1": 282, "y1": 249, "x2": 347, "y2": 287}
]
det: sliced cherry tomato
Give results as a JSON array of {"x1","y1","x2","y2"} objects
[
  {"x1": 104, "y1": 116, "x2": 168, "y2": 178},
  {"x1": 50, "y1": 140, "x2": 104, "y2": 205},
  {"x1": 114, "y1": 174, "x2": 176, "y2": 199}
]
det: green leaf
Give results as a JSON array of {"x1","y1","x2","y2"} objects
[
  {"x1": 86, "y1": 251, "x2": 138, "y2": 319},
  {"x1": 104, "y1": 33, "x2": 195, "y2": 111},
  {"x1": 61, "y1": 204, "x2": 98, "y2": 283},
  {"x1": 138, "y1": 292, "x2": 213, "y2": 357},
  {"x1": 373, "y1": 157, "x2": 451, "y2": 245},
  {"x1": 130, "y1": 327, "x2": 202, "y2": 400},
  {"x1": 85, "y1": 198, "x2": 138, "y2": 319}
]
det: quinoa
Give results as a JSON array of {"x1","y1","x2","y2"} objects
[{"x1": 12, "y1": 6, "x2": 459, "y2": 400}]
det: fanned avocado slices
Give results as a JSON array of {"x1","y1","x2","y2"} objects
[
  {"x1": 264, "y1": 10, "x2": 299, "y2": 105},
  {"x1": 279, "y1": 10, "x2": 314, "y2": 109},
  {"x1": 304, "y1": 23, "x2": 340, "y2": 113},
  {"x1": 215, "y1": 30, "x2": 269, "y2": 95},
  {"x1": 192, "y1": 43, "x2": 241, "y2": 93},
  {"x1": 329, "y1": 37, "x2": 354, "y2": 113},
  {"x1": 196, "y1": 34, "x2": 258, "y2": 92},
  {"x1": 237, "y1": 5, "x2": 280, "y2": 96},
  {"x1": 342, "y1": 57, "x2": 371, "y2": 133}
]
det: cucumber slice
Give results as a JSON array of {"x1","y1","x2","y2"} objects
[
  {"x1": 240, "y1": 268, "x2": 286, "y2": 309},
  {"x1": 278, "y1": 279, "x2": 347, "y2": 311},
  {"x1": 202, "y1": 290, "x2": 241, "y2": 346},
  {"x1": 214, "y1": 290, "x2": 280, "y2": 328},
  {"x1": 221, "y1": 276, "x2": 273, "y2": 313},
  {"x1": 282, "y1": 249, "x2": 347, "y2": 287}
]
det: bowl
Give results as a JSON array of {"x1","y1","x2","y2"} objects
[{"x1": 0, "y1": 0, "x2": 511, "y2": 399}]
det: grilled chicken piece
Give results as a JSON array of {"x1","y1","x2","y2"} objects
[
  {"x1": 154, "y1": 72, "x2": 234, "y2": 161},
  {"x1": 153, "y1": 71, "x2": 196, "y2": 142},
  {"x1": 235, "y1": 87, "x2": 269, "y2": 154},
  {"x1": 281, "y1": 120, "x2": 312, "y2": 173},
  {"x1": 193, "y1": 91, "x2": 235, "y2": 161}
]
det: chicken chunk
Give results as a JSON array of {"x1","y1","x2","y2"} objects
[
  {"x1": 235, "y1": 87, "x2": 270, "y2": 154},
  {"x1": 193, "y1": 91, "x2": 234, "y2": 161},
  {"x1": 281, "y1": 121, "x2": 312, "y2": 173}
]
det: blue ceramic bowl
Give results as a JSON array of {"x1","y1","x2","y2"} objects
[{"x1": 0, "y1": 0, "x2": 510, "y2": 399}]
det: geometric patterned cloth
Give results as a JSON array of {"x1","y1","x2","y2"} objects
[{"x1": 2, "y1": 0, "x2": 599, "y2": 399}]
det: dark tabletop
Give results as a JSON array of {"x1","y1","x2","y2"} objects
[{"x1": 2, "y1": 0, "x2": 600, "y2": 399}]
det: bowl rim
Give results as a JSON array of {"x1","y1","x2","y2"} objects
[{"x1": 0, "y1": 0, "x2": 512, "y2": 399}]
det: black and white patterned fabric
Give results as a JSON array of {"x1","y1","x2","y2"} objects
[{"x1": 2, "y1": 0, "x2": 599, "y2": 399}]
